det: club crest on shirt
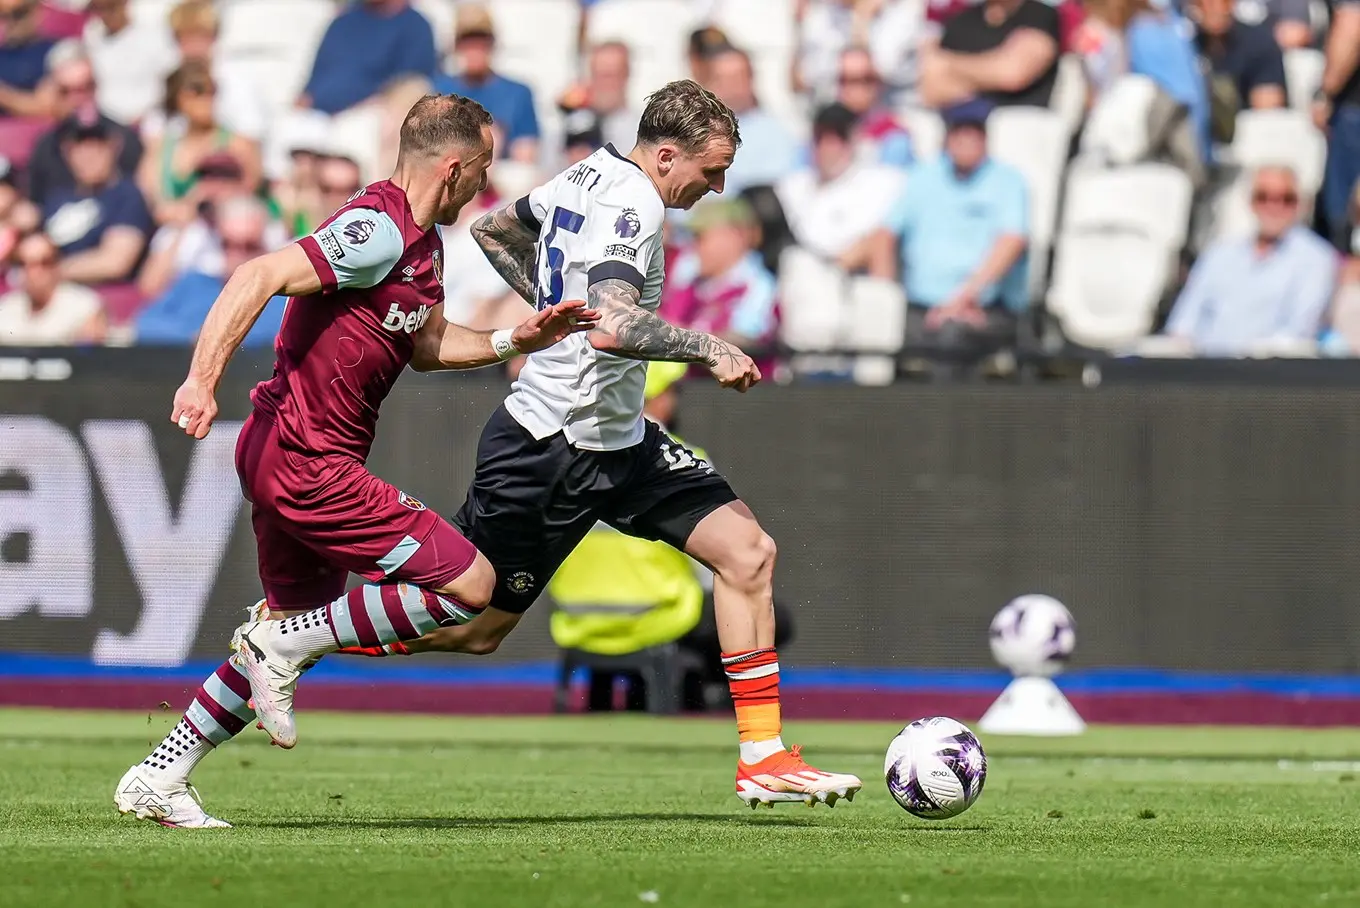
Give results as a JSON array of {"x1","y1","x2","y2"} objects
[
  {"x1": 614, "y1": 208, "x2": 641, "y2": 239},
  {"x1": 505, "y1": 571, "x2": 535, "y2": 594},
  {"x1": 343, "y1": 218, "x2": 376, "y2": 245},
  {"x1": 396, "y1": 490, "x2": 426, "y2": 511},
  {"x1": 432, "y1": 248, "x2": 443, "y2": 285}
]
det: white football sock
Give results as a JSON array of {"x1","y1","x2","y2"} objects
[
  {"x1": 271, "y1": 607, "x2": 337, "y2": 662},
  {"x1": 141, "y1": 718, "x2": 213, "y2": 784},
  {"x1": 740, "y1": 737, "x2": 786, "y2": 764}
]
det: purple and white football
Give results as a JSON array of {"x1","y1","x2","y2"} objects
[
  {"x1": 989, "y1": 594, "x2": 1077, "y2": 677},
  {"x1": 884, "y1": 717, "x2": 987, "y2": 820}
]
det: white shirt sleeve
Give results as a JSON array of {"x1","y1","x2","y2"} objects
[
  {"x1": 303, "y1": 208, "x2": 405, "y2": 291},
  {"x1": 580, "y1": 187, "x2": 663, "y2": 292}
]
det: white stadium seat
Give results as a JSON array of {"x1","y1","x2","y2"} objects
[
  {"x1": 586, "y1": 0, "x2": 697, "y2": 108},
  {"x1": 845, "y1": 277, "x2": 906, "y2": 354},
  {"x1": 1062, "y1": 164, "x2": 1195, "y2": 254},
  {"x1": 1228, "y1": 108, "x2": 1327, "y2": 195},
  {"x1": 777, "y1": 246, "x2": 852, "y2": 352},
  {"x1": 1080, "y1": 74, "x2": 1159, "y2": 166},
  {"x1": 414, "y1": 0, "x2": 457, "y2": 53},
  {"x1": 1049, "y1": 54, "x2": 1088, "y2": 138},
  {"x1": 219, "y1": 0, "x2": 334, "y2": 115},
  {"x1": 897, "y1": 106, "x2": 943, "y2": 161},
  {"x1": 987, "y1": 107, "x2": 1069, "y2": 300},
  {"x1": 1046, "y1": 231, "x2": 1170, "y2": 350},
  {"x1": 488, "y1": 0, "x2": 579, "y2": 114},
  {"x1": 712, "y1": 0, "x2": 796, "y2": 51},
  {"x1": 1284, "y1": 48, "x2": 1325, "y2": 113}
]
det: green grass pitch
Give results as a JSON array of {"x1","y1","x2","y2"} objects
[{"x1": 2, "y1": 707, "x2": 1359, "y2": 907}]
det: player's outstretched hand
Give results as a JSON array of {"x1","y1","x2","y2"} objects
[
  {"x1": 511, "y1": 299, "x2": 601, "y2": 354},
  {"x1": 171, "y1": 377, "x2": 218, "y2": 439},
  {"x1": 707, "y1": 339, "x2": 761, "y2": 393}
]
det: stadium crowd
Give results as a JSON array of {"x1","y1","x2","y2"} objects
[{"x1": 0, "y1": 0, "x2": 1356, "y2": 372}]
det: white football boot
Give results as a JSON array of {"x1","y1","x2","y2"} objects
[
  {"x1": 734, "y1": 745, "x2": 862, "y2": 808},
  {"x1": 230, "y1": 619, "x2": 306, "y2": 749},
  {"x1": 114, "y1": 765, "x2": 231, "y2": 828}
]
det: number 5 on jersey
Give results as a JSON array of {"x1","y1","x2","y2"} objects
[{"x1": 535, "y1": 207, "x2": 585, "y2": 311}]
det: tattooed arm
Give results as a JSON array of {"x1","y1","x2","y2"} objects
[
  {"x1": 470, "y1": 202, "x2": 539, "y2": 305},
  {"x1": 587, "y1": 278, "x2": 762, "y2": 391}
]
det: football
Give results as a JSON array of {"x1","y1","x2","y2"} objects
[
  {"x1": 884, "y1": 717, "x2": 988, "y2": 820},
  {"x1": 989, "y1": 594, "x2": 1077, "y2": 677}
]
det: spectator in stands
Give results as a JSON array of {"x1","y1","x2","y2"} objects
[
  {"x1": 1075, "y1": 0, "x2": 1210, "y2": 161},
  {"x1": 704, "y1": 47, "x2": 798, "y2": 194},
  {"x1": 442, "y1": 190, "x2": 527, "y2": 331},
  {"x1": 1234, "y1": 0, "x2": 1315, "y2": 51},
  {"x1": 0, "y1": 156, "x2": 32, "y2": 264},
  {"x1": 1314, "y1": 0, "x2": 1360, "y2": 249},
  {"x1": 1327, "y1": 184, "x2": 1360, "y2": 351},
  {"x1": 560, "y1": 101, "x2": 606, "y2": 165},
  {"x1": 688, "y1": 25, "x2": 734, "y2": 85},
  {"x1": 138, "y1": 154, "x2": 286, "y2": 298},
  {"x1": 138, "y1": 61, "x2": 262, "y2": 225},
  {"x1": 777, "y1": 103, "x2": 905, "y2": 268},
  {"x1": 590, "y1": 41, "x2": 641, "y2": 152},
  {"x1": 311, "y1": 154, "x2": 364, "y2": 227},
  {"x1": 0, "y1": 232, "x2": 104, "y2": 344},
  {"x1": 27, "y1": 47, "x2": 142, "y2": 206},
  {"x1": 149, "y1": 0, "x2": 266, "y2": 143},
  {"x1": 919, "y1": 0, "x2": 1063, "y2": 108},
  {"x1": 431, "y1": 4, "x2": 539, "y2": 164},
  {"x1": 83, "y1": 0, "x2": 178, "y2": 126},
  {"x1": 795, "y1": 0, "x2": 930, "y2": 105},
  {"x1": 870, "y1": 99, "x2": 1029, "y2": 348},
  {"x1": 0, "y1": 0, "x2": 57, "y2": 117},
  {"x1": 134, "y1": 194, "x2": 286, "y2": 346},
  {"x1": 42, "y1": 115, "x2": 152, "y2": 285},
  {"x1": 1164, "y1": 165, "x2": 1337, "y2": 355},
  {"x1": 660, "y1": 198, "x2": 779, "y2": 357},
  {"x1": 1186, "y1": 0, "x2": 1286, "y2": 143},
  {"x1": 835, "y1": 46, "x2": 913, "y2": 167},
  {"x1": 299, "y1": 0, "x2": 436, "y2": 116}
]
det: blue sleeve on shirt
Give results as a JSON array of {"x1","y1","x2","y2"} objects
[
  {"x1": 1165, "y1": 246, "x2": 1220, "y2": 338},
  {"x1": 309, "y1": 208, "x2": 406, "y2": 289},
  {"x1": 243, "y1": 296, "x2": 289, "y2": 347},
  {"x1": 885, "y1": 176, "x2": 918, "y2": 237},
  {"x1": 1280, "y1": 237, "x2": 1338, "y2": 339},
  {"x1": 728, "y1": 262, "x2": 779, "y2": 340},
  {"x1": 136, "y1": 272, "x2": 223, "y2": 344},
  {"x1": 504, "y1": 79, "x2": 541, "y2": 143}
]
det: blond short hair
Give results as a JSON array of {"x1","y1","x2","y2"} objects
[
  {"x1": 636, "y1": 79, "x2": 742, "y2": 153},
  {"x1": 169, "y1": 0, "x2": 218, "y2": 35}
]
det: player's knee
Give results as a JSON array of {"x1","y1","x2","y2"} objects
[
  {"x1": 441, "y1": 552, "x2": 495, "y2": 611},
  {"x1": 717, "y1": 529, "x2": 777, "y2": 592}
]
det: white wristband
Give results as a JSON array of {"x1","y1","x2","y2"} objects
[{"x1": 491, "y1": 328, "x2": 517, "y2": 361}]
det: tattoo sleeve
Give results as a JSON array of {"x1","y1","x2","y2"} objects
[
  {"x1": 470, "y1": 203, "x2": 539, "y2": 305},
  {"x1": 587, "y1": 278, "x2": 742, "y2": 370}
]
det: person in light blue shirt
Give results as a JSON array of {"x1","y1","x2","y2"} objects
[
  {"x1": 135, "y1": 205, "x2": 288, "y2": 346},
  {"x1": 430, "y1": 4, "x2": 539, "y2": 163},
  {"x1": 300, "y1": 0, "x2": 437, "y2": 116},
  {"x1": 1126, "y1": 8, "x2": 1212, "y2": 163},
  {"x1": 703, "y1": 47, "x2": 797, "y2": 194},
  {"x1": 1164, "y1": 166, "x2": 1339, "y2": 356},
  {"x1": 873, "y1": 99, "x2": 1029, "y2": 350}
]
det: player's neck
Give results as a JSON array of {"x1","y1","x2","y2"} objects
[
  {"x1": 626, "y1": 147, "x2": 667, "y2": 205},
  {"x1": 390, "y1": 165, "x2": 444, "y2": 232}
]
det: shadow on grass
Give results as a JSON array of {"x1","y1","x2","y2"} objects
[{"x1": 255, "y1": 812, "x2": 820, "y2": 830}]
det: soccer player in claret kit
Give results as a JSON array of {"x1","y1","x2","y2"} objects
[
  {"x1": 112, "y1": 95, "x2": 598, "y2": 827},
  {"x1": 236, "y1": 80, "x2": 864, "y2": 810}
]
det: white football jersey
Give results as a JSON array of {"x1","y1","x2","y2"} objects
[{"x1": 503, "y1": 144, "x2": 667, "y2": 451}]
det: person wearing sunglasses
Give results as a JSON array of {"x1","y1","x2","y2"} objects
[
  {"x1": 0, "y1": 232, "x2": 105, "y2": 345},
  {"x1": 138, "y1": 60, "x2": 262, "y2": 226},
  {"x1": 0, "y1": 0, "x2": 56, "y2": 117},
  {"x1": 1164, "y1": 165, "x2": 1338, "y2": 356},
  {"x1": 27, "y1": 48, "x2": 144, "y2": 207},
  {"x1": 133, "y1": 193, "x2": 286, "y2": 348}
]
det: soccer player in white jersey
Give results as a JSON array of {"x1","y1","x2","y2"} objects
[
  {"x1": 240, "y1": 80, "x2": 861, "y2": 808},
  {"x1": 444, "y1": 79, "x2": 860, "y2": 807}
]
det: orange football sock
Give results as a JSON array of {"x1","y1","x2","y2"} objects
[
  {"x1": 336, "y1": 642, "x2": 410, "y2": 657},
  {"x1": 722, "y1": 648, "x2": 783, "y2": 757}
]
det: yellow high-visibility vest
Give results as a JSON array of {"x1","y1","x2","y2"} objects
[{"x1": 548, "y1": 437, "x2": 709, "y2": 656}]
